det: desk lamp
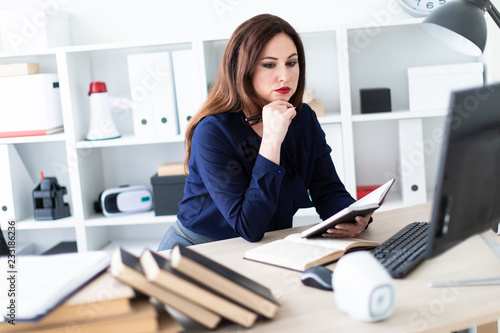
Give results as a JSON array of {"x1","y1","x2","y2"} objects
[{"x1": 421, "y1": 0, "x2": 500, "y2": 56}]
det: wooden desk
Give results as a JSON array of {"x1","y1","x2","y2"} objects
[{"x1": 175, "y1": 203, "x2": 500, "y2": 333}]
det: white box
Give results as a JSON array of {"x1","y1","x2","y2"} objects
[
  {"x1": 0, "y1": 8, "x2": 71, "y2": 53},
  {"x1": 0, "y1": 73, "x2": 63, "y2": 138},
  {"x1": 408, "y1": 62, "x2": 484, "y2": 111}
]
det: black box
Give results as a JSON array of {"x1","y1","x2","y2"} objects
[
  {"x1": 360, "y1": 88, "x2": 392, "y2": 113},
  {"x1": 42, "y1": 241, "x2": 77, "y2": 255},
  {"x1": 151, "y1": 174, "x2": 186, "y2": 216}
]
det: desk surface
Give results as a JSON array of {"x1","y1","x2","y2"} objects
[{"x1": 175, "y1": 203, "x2": 500, "y2": 333}]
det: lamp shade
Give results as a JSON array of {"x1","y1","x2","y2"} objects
[{"x1": 421, "y1": 0, "x2": 487, "y2": 56}]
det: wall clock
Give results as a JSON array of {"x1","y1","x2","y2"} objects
[{"x1": 397, "y1": 0, "x2": 453, "y2": 16}]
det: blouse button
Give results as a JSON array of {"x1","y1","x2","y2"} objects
[{"x1": 278, "y1": 169, "x2": 283, "y2": 174}]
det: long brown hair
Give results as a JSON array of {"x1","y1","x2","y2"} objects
[{"x1": 184, "y1": 14, "x2": 306, "y2": 170}]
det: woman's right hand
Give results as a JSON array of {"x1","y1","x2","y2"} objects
[{"x1": 259, "y1": 100, "x2": 296, "y2": 165}]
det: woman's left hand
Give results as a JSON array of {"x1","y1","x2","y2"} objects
[{"x1": 322, "y1": 213, "x2": 372, "y2": 238}]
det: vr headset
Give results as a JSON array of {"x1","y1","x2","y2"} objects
[{"x1": 94, "y1": 185, "x2": 153, "y2": 217}]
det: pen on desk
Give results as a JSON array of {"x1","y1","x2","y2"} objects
[{"x1": 429, "y1": 277, "x2": 500, "y2": 287}]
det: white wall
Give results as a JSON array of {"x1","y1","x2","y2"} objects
[
  {"x1": 3, "y1": 0, "x2": 499, "y2": 82},
  {"x1": 1, "y1": 0, "x2": 418, "y2": 45}
]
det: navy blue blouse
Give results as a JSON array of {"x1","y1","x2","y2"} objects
[{"x1": 177, "y1": 103, "x2": 355, "y2": 242}]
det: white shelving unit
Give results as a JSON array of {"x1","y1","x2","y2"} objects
[{"x1": 0, "y1": 17, "x2": 497, "y2": 254}]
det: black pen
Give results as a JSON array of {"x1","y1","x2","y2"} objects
[{"x1": 245, "y1": 115, "x2": 262, "y2": 122}]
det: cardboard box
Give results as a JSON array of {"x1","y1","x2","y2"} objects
[
  {"x1": 150, "y1": 174, "x2": 186, "y2": 216},
  {"x1": 308, "y1": 99, "x2": 325, "y2": 117},
  {"x1": 0, "y1": 63, "x2": 39, "y2": 77},
  {"x1": 157, "y1": 162, "x2": 185, "y2": 177},
  {"x1": 0, "y1": 8, "x2": 71, "y2": 53},
  {"x1": 0, "y1": 73, "x2": 63, "y2": 138},
  {"x1": 408, "y1": 62, "x2": 484, "y2": 111}
]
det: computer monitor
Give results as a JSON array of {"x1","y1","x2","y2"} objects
[{"x1": 426, "y1": 82, "x2": 500, "y2": 259}]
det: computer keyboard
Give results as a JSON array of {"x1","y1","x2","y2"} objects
[{"x1": 372, "y1": 222, "x2": 430, "y2": 278}]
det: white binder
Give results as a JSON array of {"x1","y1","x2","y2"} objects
[
  {"x1": 171, "y1": 49, "x2": 202, "y2": 136},
  {"x1": 127, "y1": 52, "x2": 178, "y2": 138},
  {"x1": 323, "y1": 123, "x2": 345, "y2": 184},
  {"x1": 0, "y1": 145, "x2": 34, "y2": 223},
  {"x1": 398, "y1": 118, "x2": 427, "y2": 205}
]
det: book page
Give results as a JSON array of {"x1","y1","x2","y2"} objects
[
  {"x1": 284, "y1": 233, "x2": 376, "y2": 250},
  {"x1": 244, "y1": 239, "x2": 342, "y2": 271}
]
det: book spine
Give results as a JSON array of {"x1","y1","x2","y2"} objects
[
  {"x1": 112, "y1": 248, "x2": 221, "y2": 329},
  {"x1": 174, "y1": 255, "x2": 278, "y2": 318}
]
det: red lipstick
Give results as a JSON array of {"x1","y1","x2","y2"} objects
[{"x1": 275, "y1": 87, "x2": 291, "y2": 94}]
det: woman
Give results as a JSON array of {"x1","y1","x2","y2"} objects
[{"x1": 158, "y1": 14, "x2": 371, "y2": 251}]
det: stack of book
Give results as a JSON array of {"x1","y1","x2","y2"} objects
[
  {"x1": 110, "y1": 244, "x2": 280, "y2": 330},
  {"x1": 0, "y1": 271, "x2": 182, "y2": 333}
]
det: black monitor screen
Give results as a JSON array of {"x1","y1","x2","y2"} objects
[{"x1": 426, "y1": 82, "x2": 500, "y2": 258}]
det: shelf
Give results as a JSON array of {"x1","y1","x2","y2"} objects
[
  {"x1": 376, "y1": 191, "x2": 407, "y2": 212},
  {"x1": 99, "y1": 239, "x2": 160, "y2": 255},
  {"x1": 1, "y1": 216, "x2": 76, "y2": 230},
  {"x1": 75, "y1": 134, "x2": 184, "y2": 149},
  {"x1": 352, "y1": 109, "x2": 448, "y2": 122},
  {"x1": 318, "y1": 114, "x2": 343, "y2": 124},
  {"x1": 0, "y1": 49, "x2": 59, "y2": 58},
  {"x1": 346, "y1": 17, "x2": 424, "y2": 30},
  {"x1": 0, "y1": 18, "x2": 423, "y2": 58},
  {"x1": 295, "y1": 207, "x2": 317, "y2": 217},
  {"x1": 85, "y1": 211, "x2": 177, "y2": 227},
  {"x1": 0, "y1": 133, "x2": 67, "y2": 145},
  {"x1": 374, "y1": 188, "x2": 436, "y2": 213},
  {"x1": 64, "y1": 38, "x2": 193, "y2": 53}
]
